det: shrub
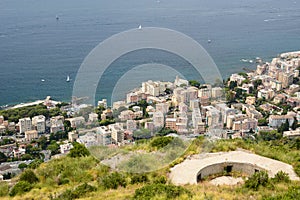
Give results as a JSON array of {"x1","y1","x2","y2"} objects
[
  {"x1": 18, "y1": 163, "x2": 28, "y2": 170},
  {"x1": 37, "y1": 156, "x2": 96, "y2": 185},
  {"x1": 152, "y1": 176, "x2": 167, "y2": 184},
  {"x1": 53, "y1": 183, "x2": 96, "y2": 200},
  {"x1": 19, "y1": 169, "x2": 39, "y2": 184},
  {"x1": 130, "y1": 174, "x2": 149, "y2": 184},
  {"x1": 28, "y1": 159, "x2": 43, "y2": 169},
  {"x1": 101, "y1": 172, "x2": 127, "y2": 189},
  {"x1": 294, "y1": 163, "x2": 300, "y2": 177},
  {"x1": 9, "y1": 181, "x2": 33, "y2": 196},
  {"x1": 150, "y1": 137, "x2": 173, "y2": 149},
  {"x1": 245, "y1": 171, "x2": 271, "y2": 191},
  {"x1": 72, "y1": 183, "x2": 96, "y2": 198},
  {"x1": 272, "y1": 171, "x2": 290, "y2": 183},
  {"x1": 262, "y1": 185, "x2": 300, "y2": 200},
  {"x1": 68, "y1": 142, "x2": 90, "y2": 158},
  {"x1": 0, "y1": 182, "x2": 9, "y2": 197},
  {"x1": 132, "y1": 183, "x2": 192, "y2": 200}
]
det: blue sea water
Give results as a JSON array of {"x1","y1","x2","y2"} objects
[{"x1": 0, "y1": 0, "x2": 300, "y2": 106}]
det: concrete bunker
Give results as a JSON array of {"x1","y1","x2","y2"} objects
[
  {"x1": 196, "y1": 162, "x2": 265, "y2": 182},
  {"x1": 169, "y1": 151, "x2": 300, "y2": 185}
]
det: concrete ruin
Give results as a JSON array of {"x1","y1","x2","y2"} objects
[{"x1": 169, "y1": 150, "x2": 300, "y2": 185}]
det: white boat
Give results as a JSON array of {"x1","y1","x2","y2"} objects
[
  {"x1": 249, "y1": 60, "x2": 254, "y2": 63},
  {"x1": 207, "y1": 39, "x2": 212, "y2": 43},
  {"x1": 66, "y1": 75, "x2": 70, "y2": 82},
  {"x1": 41, "y1": 79, "x2": 45, "y2": 82},
  {"x1": 138, "y1": 25, "x2": 142, "y2": 30}
]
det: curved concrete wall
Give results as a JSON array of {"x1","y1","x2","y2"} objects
[{"x1": 196, "y1": 162, "x2": 266, "y2": 182}]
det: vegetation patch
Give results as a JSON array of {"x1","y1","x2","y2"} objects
[{"x1": 132, "y1": 183, "x2": 193, "y2": 200}]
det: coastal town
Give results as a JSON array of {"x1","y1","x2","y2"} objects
[{"x1": 1, "y1": 50, "x2": 300, "y2": 181}]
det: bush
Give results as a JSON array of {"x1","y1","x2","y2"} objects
[
  {"x1": 150, "y1": 137, "x2": 173, "y2": 149},
  {"x1": 9, "y1": 181, "x2": 33, "y2": 196},
  {"x1": 18, "y1": 163, "x2": 28, "y2": 170},
  {"x1": 272, "y1": 171, "x2": 290, "y2": 183},
  {"x1": 37, "y1": 156, "x2": 96, "y2": 185},
  {"x1": 245, "y1": 171, "x2": 271, "y2": 191},
  {"x1": 19, "y1": 169, "x2": 39, "y2": 184},
  {"x1": 130, "y1": 174, "x2": 149, "y2": 184},
  {"x1": 0, "y1": 182, "x2": 9, "y2": 197},
  {"x1": 53, "y1": 183, "x2": 96, "y2": 200},
  {"x1": 28, "y1": 159, "x2": 43, "y2": 169},
  {"x1": 68, "y1": 142, "x2": 90, "y2": 158},
  {"x1": 101, "y1": 172, "x2": 127, "y2": 189},
  {"x1": 262, "y1": 185, "x2": 300, "y2": 200},
  {"x1": 152, "y1": 176, "x2": 167, "y2": 184},
  {"x1": 294, "y1": 163, "x2": 300, "y2": 177},
  {"x1": 133, "y1": 183, "x2": 192, "y2": 200}
]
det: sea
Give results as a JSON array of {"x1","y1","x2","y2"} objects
[{"x1": 0, "y1": 0, "x2": 300, "y2": 106}]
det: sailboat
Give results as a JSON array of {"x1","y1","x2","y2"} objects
[
  {"x1": 66, "y1": 75, "x2": 70, "y2": 82},
  {"x1": 138, "y1": 25, "x2": 142, "y2": 30}
]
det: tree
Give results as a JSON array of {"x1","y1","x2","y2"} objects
[
  {"x1": 18, "y1": 163, "x2": 27, "y2": 170},
  {"x1": 47, "y1": 141, "x2": 60, "y2": 155},
  {"x1": 258, "y1": 118, "x2": 268, "y2": 126},
  {"x1": 19, "y1": 169, "x2": 38, "y2": 184},
  {"x1": 101, "y1": 172, "x2": 127, "y2": 189},
  {"x1": 189, "y1": 80, "x2": 200, "y2": 88},
  {"x1": 9, "y1": 181, "x2": 33, "y2": 197},
  {"x1": 150, "y1": 137, "x2": 173, "y2": 149},
  {"x1": 0, "y1": 152, "x2": 7, "y2": 163},
  {"x1": 37, "y1": 136, "x2": 47, "y2": 150},
  {"x1": 292, "y1": 117, "x2": 298, "y2": 130},
  {"x1": 253, "y1": 79, "x2": 262, "y2": 89},
  {"x1": 68, "y1": 142, "x2": 90, "y2": 158},
  {"x1": 229, "y1": 81, "x2": 237, "y2": 90},
  {"x1": 278, "y1": 119, "x2": 289, "y2": 134}
]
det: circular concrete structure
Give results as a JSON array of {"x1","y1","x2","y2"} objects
[{"x1": 170, "y1": 150, "x2": 299, "y2": 185}]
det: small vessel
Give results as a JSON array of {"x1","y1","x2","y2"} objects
[
  {"x1": 41, "y1": 79, "x2": 45, "y2": 82},
  {"x1": 249, "y1": 60, "x2": 254, "y2": 63},
  {"x1": 241, "y1": 59, "x2": 248, "y2": 63},
  {"x1": 207, "y1": 39, "x2": 212, "y2": 43},
  {"x1": 138, "y1": 25, "x2": 142, "y2": 30},
  {"x1": 66, "y1": 75, "x2": 70, "y2": 82},
  {"x1": 56, "y1": 15, "x2": 59, "y2": 20}
]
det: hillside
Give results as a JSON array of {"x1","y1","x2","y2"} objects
[{"x1": 1, "y1": 137, "x2": 300, "y2": 200}]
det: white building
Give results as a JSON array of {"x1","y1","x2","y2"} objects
[
  {"x1": 109, "y1": 124, "x2": 124, "y2": 145},
  {"x1": 230, "y1": 73, "x2": 246, "y2": 85},
  {"x1": 32, "y1": 115, "x2": 46, "y2": 133},
  {"x1": 98, "y1": 99, "x2": 107, "y2": 109},
  {"x1": 203, "y1": 106, "x2": 222, "y2": 128},
  {"x1": 19, "y1": 117, "x2": 32, "y2": 133},
  {"x1": 77, "y1": 132, "x2": 98, "y2": 147},
  {"x1": 211, "y1": 87, "x2": 224, "y2": 99},
  {"x1": 60, "y1": 143, "x2": 73, "y2": 154},
  {"x1": 97, "y1": 126, "x2": 112, "y2": 146},
  {"x1": 153, "y1": 111, "x2": 164, "y2": 128},
  {"x1": 126, "y1": 120, "x2": 137, "y2": 131},
  {"x1": 66, "y1": 116, "x2": 85, "y2": 128},
  {"x1": 50, "y1": 116, "x2": 65, "y2": 133},
  {"x1": 174, "y1": 76, "x2": 189, "y2": 87},
  {"x1": 142, "y1": 80, "x2": 166, "y2": 97},
  {"x1": 88, "y1": 113, "x2": 98, "y2": 123},
  {"x1": 25, "y1": 130, "x2": 38, "y2": 141},
  {"x1": 156, "y1": 103, "x2": 169, "y2": 115},
  {"x1": 269, "y1": 115, "x2": 294, "y2": 128}
]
